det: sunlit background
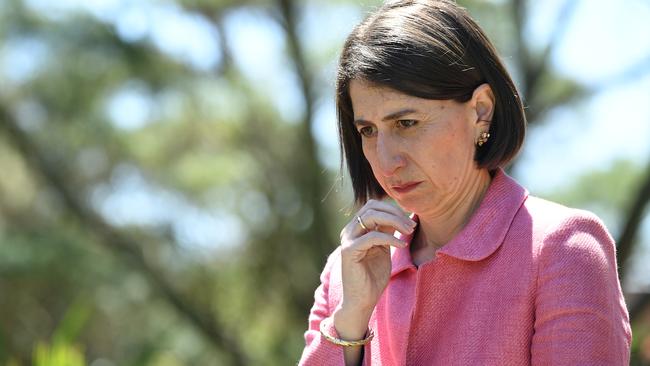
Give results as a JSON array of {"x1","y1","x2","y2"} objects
[{"x1": 1, "y1": 0, "x2": 649, "y2": 364}]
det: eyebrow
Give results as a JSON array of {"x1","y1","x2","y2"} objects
[{"x1": 353, "y1": 108, "x2": 418, "y2": 125}]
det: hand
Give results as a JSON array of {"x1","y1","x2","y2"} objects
[{"x1": 334, "y1": 199, "x2": 417, "y2": 335}]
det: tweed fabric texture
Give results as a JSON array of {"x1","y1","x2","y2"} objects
[{"x1": 299, "y1": 169, "x2": 631, "y2": 365}]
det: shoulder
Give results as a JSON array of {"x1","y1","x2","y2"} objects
[
  {"x1": 524, "y1": 195, "x2": 612, "y2": 241},
  {"x1": 522, "y1": 195, "x2": 616, "y2": 270}
]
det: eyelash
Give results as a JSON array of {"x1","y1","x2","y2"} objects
[
  {"x1": 358, "y1": 120, "x2": 418, "y2": 137},
  {"x1": 397, "y1": 119, "x2": 418, "y2": 129},
  {"x1": 358, "y1": 126, "x2": 376, "y2": 137}
]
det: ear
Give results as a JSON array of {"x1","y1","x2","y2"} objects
[{"x1": 470, "y1": 83, "x2": 495, "y2": 130}]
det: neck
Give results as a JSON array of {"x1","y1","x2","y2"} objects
[{"x1": 413, "y1": 169, "x2": 492, "y2": 252}]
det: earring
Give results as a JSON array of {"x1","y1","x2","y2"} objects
[{"x1": 477, "y1": 131, "x2": 490, "y2": 147}]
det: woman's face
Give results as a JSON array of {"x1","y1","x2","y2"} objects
[{"x1": 349, "y1": 79, "x2": 490, "y2": 217}]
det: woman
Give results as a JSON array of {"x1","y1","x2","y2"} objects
[{"x1": 299, "y1": 0, "x2": 632, "y2": 365}]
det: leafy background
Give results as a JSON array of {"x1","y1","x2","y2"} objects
[{"x1": 0, "y1": 0, "x2": 649, "y2": 365}]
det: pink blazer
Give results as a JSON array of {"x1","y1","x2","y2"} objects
[{"x1": 299, "y1": 169, "x2": 631, "y2": 365}]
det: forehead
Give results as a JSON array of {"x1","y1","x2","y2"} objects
[
  {"x1": 349, "y1": 79, "x2": 450, "y2": 120},
  {"x1": 349, "y1": 79, "x2": 412, "y2": 105}
]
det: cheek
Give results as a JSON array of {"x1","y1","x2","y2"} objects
[
  {"x1": 421, "y1": 126, "x2": 474, "y2": 177},
  {"x1": 421, "y1": 125, "x2": 458, "y2": 160},
  {"x1": 361, "y1": 142, "x2": 374, "y2": 165},
  {"x1": 443, "y1": 120, "x2": 476, "y2": 159},
  {"x1": 361, "y1": 143, "x2": 381, "y2": 177},
  {"x1": 361, "y1": 143, "x2": 396, "y2": 193}
]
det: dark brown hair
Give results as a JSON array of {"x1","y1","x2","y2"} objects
[{"x1": 336, "y1": 0, "x2": 526, "y2": 205}]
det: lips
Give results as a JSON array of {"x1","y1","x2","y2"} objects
[{"x1": 391, "y1": 181, "x2": 422, "y2": 194}]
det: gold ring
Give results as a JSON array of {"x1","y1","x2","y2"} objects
[{"x1": 356, "y1": 215, "x2": 369, "y2": 231}]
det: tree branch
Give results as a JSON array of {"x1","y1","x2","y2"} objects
[
  {"x1": 0, "y1": 105, "x2": 249, "y2": 366},
  {"x1": 629, "y1": 291, "x2": 650, "y2": 324},
  {"x1": 186, "y1": 4, "x2": 234, "y2": 76},
  {"x1": 616, "y1": 157, "x2": 650, "y2": 282},
  {"x1": 511, "y1": 0, "x2": 529, "y2": 97},
  {"x1": 511, "y1": 0, "x2": 580, "y2": 123},
  {"x1": 527, "y1": 0, "x2": 578, "y2": 100},
  {"x1": 273, "y1": 0, "x2": 338, "y2": 315},
  {"x1": 274, "y1": 0, "x2": 335, "y2": 251}
]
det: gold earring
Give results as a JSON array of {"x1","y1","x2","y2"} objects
[{"x1": 477, "y1": 132, "x2": 490, "y2": 147}]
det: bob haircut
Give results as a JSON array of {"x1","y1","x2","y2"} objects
[{"x1": 337, "y1": 0, "x2": 526, "y2": 205}]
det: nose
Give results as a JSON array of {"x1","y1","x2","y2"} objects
[{"x1": 375, "y1": 132, "x2": 406, "y2": 177}]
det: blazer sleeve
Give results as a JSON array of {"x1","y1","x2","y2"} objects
[
  {"x1": 298, "y1": 247, "x2": 347, "y2": 366},
  {"x1": 531, "y1": 210, "x2": 632, "y2": 365}
]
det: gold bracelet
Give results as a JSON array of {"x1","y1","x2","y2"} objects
[{"x1": 319, "y1": 318, "x2": 374, "y2": 347}]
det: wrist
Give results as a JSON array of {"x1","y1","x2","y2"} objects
[
  {"x1": 320, "y1": 317, "x2": 375, "y2": 348},
  {"x1": 332, "y1": 305, "x2": 373, "y2": 341}
]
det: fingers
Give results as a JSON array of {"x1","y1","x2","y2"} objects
[
  {"x1": 359, "y1": 199, "x2": 407, "y2": 219},
  {"x1": 341, "y1": 230, "x2": 407, "y2": 262},
  {"x1": 357, "y1": 209, "x2": 416, "y2": 236},
  {"x1": 341, "y1": 199, "x2": 417, "y2": 242}
]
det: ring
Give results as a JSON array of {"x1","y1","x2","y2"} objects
[{"x1": 356, "y1": 215, "x2": 369, "y2": 232}]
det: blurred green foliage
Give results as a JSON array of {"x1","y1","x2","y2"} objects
[
  {"x1": 0, "y1": 0, "x2": 648, "y2": 365},
  {"x1": 33, "y1": 342, "x2": 85, "y2": 366}
]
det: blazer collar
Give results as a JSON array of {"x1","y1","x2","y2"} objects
[{"x1": 390, "y1": 169, "x2": 528, "y2": 276}]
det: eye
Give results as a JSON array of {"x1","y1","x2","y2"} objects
[
  {"x1": 358, "y1": 125, "x2": 377, "y2": 137},
  {"x1": 397, "y1": 119, "x2": 418, "y2": 128}
]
